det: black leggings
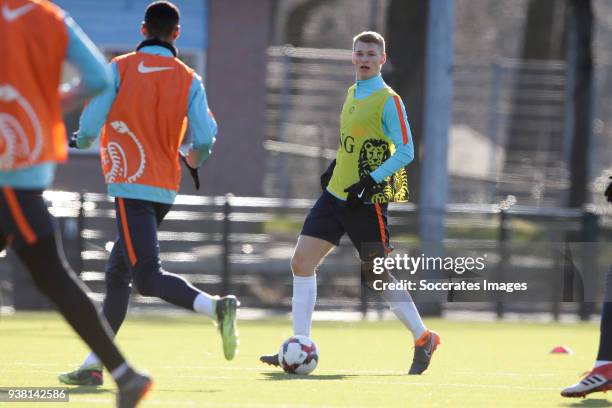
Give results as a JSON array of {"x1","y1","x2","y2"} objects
[
  {"x1": 597, "y1": 268, "x2": 612, "y2": 361},
  {"x1": 0, "y1": 188, "x2": 126, "y2": 372},
  {"x1": 99, "y1": 198, "x2": 201, "y2": 336}
]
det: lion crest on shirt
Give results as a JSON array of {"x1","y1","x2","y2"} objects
[{"x1": 357, "y1": 138, "x2": 408, "y2": 203}]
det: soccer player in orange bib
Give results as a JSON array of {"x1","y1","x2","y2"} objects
[
  {"x1": 58, "y1": 1, "x2": 239, "y2": 386},
  {"x1": 0, "y1": 0, "x2": 151, "y2": 406}
]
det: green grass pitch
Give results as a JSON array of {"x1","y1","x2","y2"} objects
[{"x1": 0, "y1": 312, "x2": 607, "y2": 407}]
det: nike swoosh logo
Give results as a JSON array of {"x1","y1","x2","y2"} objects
[
  {"x1": 137, "y1": 61, "x2": 174, "y2": 74},
  {"x1": 357, "y1": 187, "x2": 366, "y2": 198},
  {"x1": 423, "y1": 334, "x2": 438, "y2": 357},
  {"x1": 2, "y1": 3, "x2": 35, "y2": 21}
]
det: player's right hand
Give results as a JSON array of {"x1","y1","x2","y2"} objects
[
  {"x1": 180, "y1": 152, "x2": 200, "y2": 190},
  {"x1": 344, "y1": 174, "x2": 376, "y2": 210}
]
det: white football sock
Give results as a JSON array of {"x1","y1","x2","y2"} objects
[
  {"x1": 381, "y1": 275, "x2": 427, "y2": 340},
  {"x1": 292, "y1": 275, "x2": 317, "y2": 337},
  {"x1": 193, "y1": 292, "x2": 217, "y2": 318},
  {"x1": 110, "y1": 362, "x2": 129, "y2": 380},
  {"x1": 595, "y1": 360, "x2": 612, "y2": 368},
  {"x1": 80, "y1": 352, "x2": 101, "y2": 369}
]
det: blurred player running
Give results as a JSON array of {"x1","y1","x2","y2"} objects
[
  {"x1": 260, "y1": 31, "x2": 439, "y2": 375},
  {"x1": 0, "y1": 0, "x2": 151, "y2": 406},
  {"x1": 58, "y1": 1, "x2": 239, "y2": 386},
  {"x1": 561, "y1": 176, "x2": 612, "y2": 398}
]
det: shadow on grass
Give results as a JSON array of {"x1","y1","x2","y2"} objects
[
  {"x1": 261, "y1": 372, "x2": 355, "y2": 381},
  {"x1": 260, "y1": 371, "x2": 411, "y2": 380},
  {"x1": 68, "y1": 386, "x2": 222, "y2": 395},
  {"x1": 561, "y1": 399, "x2": 612, "y2": 408},
  {"x1": 0, "y1": 329, "x2": 72, "y2": 338},
  {"x1": 154, "y1": 388, "x2": 222, "y2": 394},
  {"x1": 65, "y1": 386, "x2": 111, "y2": 395}
]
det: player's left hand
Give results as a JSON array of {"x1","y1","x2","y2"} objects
[
  {"x1": 344, "y1": 174, "x2": 377, "y2": 210},
  {"x1": 605, "y1": 176, "x2": 612, "y2": 203},
  {"x1": 68, "y1": 132, "x2": 78, "y2": 148},
  {"x1": 180, "y1": 152, "x2": 200, "y2": 190}
]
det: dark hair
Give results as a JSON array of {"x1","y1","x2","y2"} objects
[{"x1": 144, "y1": 1, "x2": 180, "y2": 39}]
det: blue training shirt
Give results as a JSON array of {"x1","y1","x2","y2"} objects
[
  {"x1": 0, "y1": 13, "x2": 111, "y2": 189},
  {"x1": 76, "y1": 45, "x2": 217, "y2": 204},
  {"x1": 354, "y1": 74, "x2": 415, "y2": 183}
]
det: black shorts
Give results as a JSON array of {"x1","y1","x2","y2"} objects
[
  {"x1": 300, "y1": 190, "x2": 391, "y2": 261},
  {"x1": 0, "y1": 188, "x2": 55, "y2": 250}
]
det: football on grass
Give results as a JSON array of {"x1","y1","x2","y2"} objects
[{"x1": 278, "y1": 335, "x2": 319, "y2": 374}]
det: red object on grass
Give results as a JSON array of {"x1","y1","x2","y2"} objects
[{"x1": 550, "y1": 346, "x2": 573, "y2": 354}]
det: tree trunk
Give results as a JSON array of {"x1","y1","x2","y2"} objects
[
  {"x1": 567, "y1": 0, "x2": 594, "y2": 208},
  {"x1": 384, "y1": 0, "x2": 429, "y2": 204}
]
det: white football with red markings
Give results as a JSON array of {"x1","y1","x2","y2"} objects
[{"x1": 278, "y1": 335, "x2": 319, "y2": 375}]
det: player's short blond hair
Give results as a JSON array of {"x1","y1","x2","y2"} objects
[{"x1": 352, "y1": 31, "x2": 385, "y2": 53}]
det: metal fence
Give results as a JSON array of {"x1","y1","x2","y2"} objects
[
  {"x1": 1, "y1": 191, "x2": 610, "y2": 320},
  {"x1": 2, "y1": 49, "x2": 611, "y2": 319},
  {"x1": 264, "y1": 46, "x2": 612, "y2": 207},
  {"x1": 264, "y1": 46, "x2": 353, "y2": 200}
]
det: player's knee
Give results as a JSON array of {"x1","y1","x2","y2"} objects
[
  {"x1": 291, "y1": 253, "x2": 315, "y2": 277},
  {"x1": 29, "y1": 269, "x2": 53, "y2": 294},
  {"x1": 360, "y1": 260, "x2": 377, "y2": 290},
  {"x1": 133, "y1": 273, "x2": 160, "y2": 297},
  {"x1": 132, "y1": 258, "x2": 161, "y2": 297},
  {"x1": 360, "y1": 260, "x2": 392, "y2": 291},
  {"x1": 105, "y1": 269, "x2": 131, "y2": 290},
  {"x1": 25, "y1": 251, "x2": 65, "y2": 295}
]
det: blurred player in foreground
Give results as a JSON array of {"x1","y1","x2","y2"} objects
[
  {"x1": 561, "y1": 176, "x2": 612, "y2": 397},
  {"x1": 260, "y1": 31, "x2": 440, "y2": 374},
  {"x1": 58, "y1": 0, "x2": 239, "y2": 386},
  {"x1": 0, "y1": 0, "x2": 151, "y2": 406}
]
